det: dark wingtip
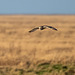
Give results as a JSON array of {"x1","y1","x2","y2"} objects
[
  {"x1": 55, "y1": 29, "x2": 58, "y2": 31},
  {"x1": 54, "y1": 28, "x2": 58, "y2": 31},
  {"x1": 29, "y1": 31, "x2": 31, "y2": 33}
]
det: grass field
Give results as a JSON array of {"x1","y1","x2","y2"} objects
[{"x1": 0, "y1": 15, "x2": 75, "y2": 75}]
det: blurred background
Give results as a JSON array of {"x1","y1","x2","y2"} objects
[
  {"x1": 0, "y1": 0, "x2": 75, "y2": 14},
  {"x1": 0, "y1": 1, "x2": 75, "y2": 75}
]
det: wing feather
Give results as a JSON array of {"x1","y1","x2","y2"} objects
[
  {"x1": 46, "y1": 25, "x2": 58, "y2": 31},
  {"x1": 29, "y1": 27, "x2": 39, "y2": 33}
]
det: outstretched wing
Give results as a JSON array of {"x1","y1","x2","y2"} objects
[
  {"x1": 29, "y1": 27, "x2": 39, "y2": 33},
  {"x1": 46, "y1": 25, "x2": 58, "y2": 31}
]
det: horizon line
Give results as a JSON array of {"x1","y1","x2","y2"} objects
[{"x1": 0, "y1": 13, "x2": 75, "y2": 15}]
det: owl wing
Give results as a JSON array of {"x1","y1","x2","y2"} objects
[
  {"x1": 46, "y1": 25, "x2": 58, "y2": 31},
  {"x1": 29, "y1": 27, "x2": 39, "y2": 33}
]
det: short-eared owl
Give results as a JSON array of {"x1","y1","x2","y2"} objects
[{"x1": 29, "y1": 25, "x2": 58, "y2": 33}]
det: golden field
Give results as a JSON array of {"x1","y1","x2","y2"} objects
[
  {"x1": 0, "y1": 15, "x2": 75, "y2": 66},
  {"x1": 0, "y1": 15, "x2": 75, "y2": 75}
]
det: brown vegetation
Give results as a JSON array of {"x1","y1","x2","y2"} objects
[{"x1": 0, "y1": 15, "x2": 75, "y2": 68}]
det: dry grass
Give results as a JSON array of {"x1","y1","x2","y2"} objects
[{"x1": 0, "y1": 15, "x2": 75, "y2": 69}]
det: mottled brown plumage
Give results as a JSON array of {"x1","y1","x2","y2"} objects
[{"x1": 29, "y1": 25, "x2": 58, "y2": 33}]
